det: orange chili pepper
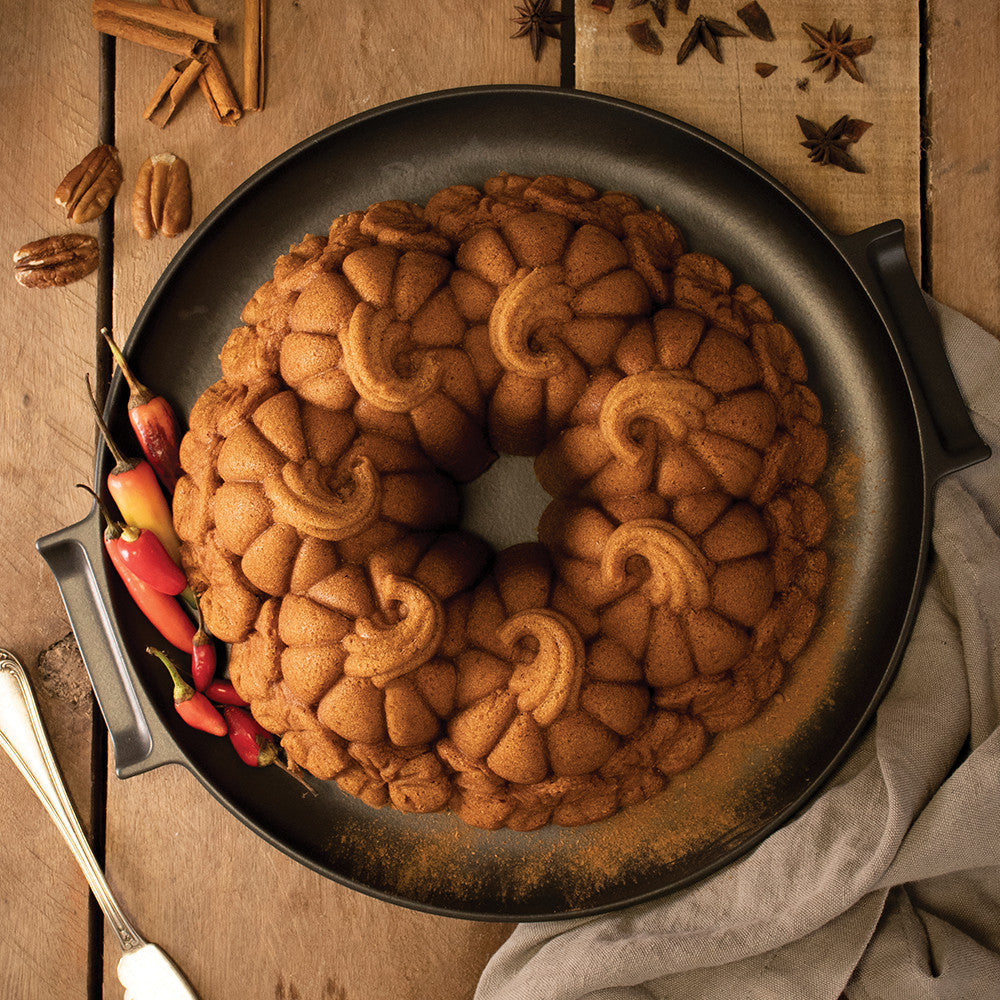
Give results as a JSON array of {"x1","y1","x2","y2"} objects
[
  {"x1": 77, "y1": 483, "x2": 186, "y2": 595},
  {"x1": 86, "y1": 374, "x2": 182, "y2": 565}
]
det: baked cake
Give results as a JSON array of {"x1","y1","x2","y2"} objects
[{"x1": 173, "y1": 173, "x2": 829, "y2": 830}]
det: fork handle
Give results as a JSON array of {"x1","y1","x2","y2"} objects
[{"x1": 0, "y1": 648, "x2": 143, "y2": 953}]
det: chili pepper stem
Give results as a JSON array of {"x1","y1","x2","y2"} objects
[
  {"x1": 147, "y1": 645, "x2": 193, "y2": 703},
  {"x1": 76, "y1": 482, "x2": 121, "y2": 536},
  {"x1": 85, "y1": 373, "x2": 134, "y2": 473},
  {"x1": 101, "y1": 327, "x2": 153, "y2": 406},
  {"x1": 256, "y1": 736, "x2": 280, "y2": 768},
  {"x1": 276, "y1": 756, "x2": 317, "y2": 794}
]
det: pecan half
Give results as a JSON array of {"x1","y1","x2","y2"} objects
[
  {"x1": 54, "y1": 144, "x2": 123, "y2": 224},
  {"x1": 13, "y1": 234, "x2": 99, "y2": 288},
  {"x1": 132, "y1": 153, "x2": 192, "y2": 239}
]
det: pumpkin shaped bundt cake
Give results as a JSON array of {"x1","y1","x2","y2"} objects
[{"x1": 173, "y1": 173, "x2": 830, "y2": 830}]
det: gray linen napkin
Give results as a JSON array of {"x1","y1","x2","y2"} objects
[{"x1": 476, "y1": 299, "x2": 1000, "y2": 1000}]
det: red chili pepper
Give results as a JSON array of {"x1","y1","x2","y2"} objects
[
  {"x1": 204, "y1": 679, "x2": 248, "y2": 706},
  {"x1": 101, "y1": 328, "x2": 183, "y2": 494},
  {"x1": 112, "y1": 554, "x2": 195, "y2": 653},
  {"x1": 191, "y1": 599, "x2": 217, "y2": 691},
  {"x1": 223, "y1": 706, "x2": 278, "y2": 766},
  {"x1": 147, "y1": 647, "x2": 228, "y2": 737},
  {"x1": 86, "y1": 374, "x2": 183, "y2": 565},
  {"x1": 115, "y1": 524, "x2": 187, "y2": 595},
  {"x1": 79, "y1": 485, "x2": 196, "y2": 653}
]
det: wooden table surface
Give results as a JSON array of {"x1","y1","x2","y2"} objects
[{"x1": 2, "y1": 2, "x2": 997, "y2": 998}]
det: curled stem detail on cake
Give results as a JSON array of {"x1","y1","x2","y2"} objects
[
  {"x1": 342, "y1": 574, "x2": 445, "y2": 687},
  {"x1": 488, "y1": 265, "x2": 573, "y2": 378},
  {"x1": 264, "y1": 456, "x2": 381, "y2": 541},
  {"x1": 598, "y1": 370, "x2": 714, "y2": 463},
  {"x1": 500, "y1": 608, "x2": 585, "y2": 726},
  {"x1": 340, "y1": 301, "x2": 443, "y2": 412},
  {"x1": 601, "y1": 519, "x2": 713, "y2": 612}
]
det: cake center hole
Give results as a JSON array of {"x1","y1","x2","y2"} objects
[{"x1": 460, "y1": 453, "x2": 553, "y2": 552}]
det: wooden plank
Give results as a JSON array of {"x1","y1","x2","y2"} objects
[
  {"x1": 101, "y1": 768, "x2": 513, "y2": 1000},
  {"x1": 102, "y1": 2, "x2": 552, "y2": 996},
  {"x1": 576, "y1": 1, "x2": 922, "y2": 267},
  {"x1": 0, "y1": 1, "x2": 102, "y2": 998},
  {"x1": 926, "y1": 1, "x2": 1000, "y2": 335}
]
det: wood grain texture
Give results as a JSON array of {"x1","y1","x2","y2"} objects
[
  {"x1": 0, "y1": 1, "x2": 102, "y2": 998},
  {"x1": 576, "y1": 1, "x2": 921, "y2": 266},
  {"x1": 102, "y1": 767, "x2": 514, "y2": 999},
  {"x1": 926, "y1": 1, "x2": 1000, "y2": 335}
]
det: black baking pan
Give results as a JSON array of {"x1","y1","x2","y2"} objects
[{"x1": 37, "y1": 86, "x2": 990, "y2": 921}]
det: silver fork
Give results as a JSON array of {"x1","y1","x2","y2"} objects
[{"x1": 0, "y1": 647, "x2": 200, "y2": 1000}]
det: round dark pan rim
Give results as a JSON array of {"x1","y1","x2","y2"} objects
[{"x1": 39, "y1": 85, "x2": 988, "y2": 921}]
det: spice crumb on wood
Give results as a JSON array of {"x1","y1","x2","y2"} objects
[
  {"x1": 737, "y1": 1, "x2": 775, "y2": 42},
  {"x1": 37, "y1": 635, "x2": 91, "y2": 706},
  {"x1": 626, "y1": 17, "x2": 663, "y2": 55}
]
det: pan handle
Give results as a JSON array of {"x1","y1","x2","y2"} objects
[
  {"x1": 35, "y1": 505, "x2": 185, "y2": 777},
  {"x1": 837, "y1": 221, "x2": 991, "y2": 480}
]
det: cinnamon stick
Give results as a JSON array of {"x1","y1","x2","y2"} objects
[
  {"x1": 91, "y1": 0, "x2": 218, "y2": 57},
  {"x1": 159, "y1": 0, "x2": 242, "y2": 125},
  {"x1": 92, "y1": 9, "x2": 197, "y2": 56},
  {"x1": 242, "y1": 0, "x2": 265, "y2": 111},
  {"x1": 143, "y1": 57, "x2": 205, "y2": 128}
]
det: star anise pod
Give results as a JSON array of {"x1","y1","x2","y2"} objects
[
  {"x1": 511, "y1": 0, "x2": 567, "y2": 62},
  {"x1": 801, "y1": 21, "x2": 874, "y2": 82},
  {"x1": 677, "y1": 15, "x2": 746, "y2": 65},
  {"x1": 797, "y1": 114, "x2": 872, "y2": 173}
]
